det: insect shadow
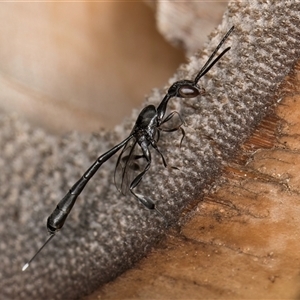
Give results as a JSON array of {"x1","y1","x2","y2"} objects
[{"x1": 22, "y1": 26, "x2": 234, "y2": 271}]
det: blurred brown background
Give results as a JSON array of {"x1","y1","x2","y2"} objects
[
  {"x1": 0, "y1": 2, "x2": 227, "y2": 134},
  {"x1": 0, "y1": 2, "x2": 184, "y2": 133}
]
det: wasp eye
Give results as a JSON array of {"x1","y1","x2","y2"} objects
[{"x1": 178, "y1": 85, "x2": 200, "y2": 98}]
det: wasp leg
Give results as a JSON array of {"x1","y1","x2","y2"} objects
[
  {"x1": 160, "y1": 111, "x2": 186, "y2": 147},
  {"x1": 129, "y1": 147, "x2": 168, "y2": 225}
]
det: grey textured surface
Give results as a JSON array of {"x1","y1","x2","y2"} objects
[{"x1": 1, "y1": 1, "x2": 300, "y2": 299}]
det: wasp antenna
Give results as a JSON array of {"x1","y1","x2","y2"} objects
[
  {"x1": 193, "y1": 26, "x2": 234, "y2": 84},
  {"x1": 22, "y1": 234, "x2": 55, "y2": 271}
]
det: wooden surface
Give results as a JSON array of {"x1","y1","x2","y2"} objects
[{"x1": 84, "y1": 63, "x2": 300, "y2": 299}]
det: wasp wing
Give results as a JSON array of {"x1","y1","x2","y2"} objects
[{"x1": 114, "y1": 137, "x2": 147, "y2": 196}]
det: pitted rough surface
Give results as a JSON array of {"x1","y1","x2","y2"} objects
[{"x1": 1, "y1": 1, "x2": 300, "y2": 299}]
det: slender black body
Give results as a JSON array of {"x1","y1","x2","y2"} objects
[
  {"x1": 22, "y1": 26, "x2": 234, "y2": 270},
  {"x1": 47, "y1": 134, "x2": 133, "y2": 233}
]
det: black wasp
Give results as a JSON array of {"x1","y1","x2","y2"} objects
[{"x1": 22, "y1": 26, "x2": 234, "y2": 271}]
